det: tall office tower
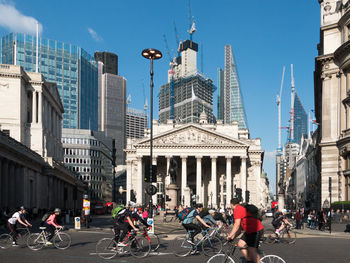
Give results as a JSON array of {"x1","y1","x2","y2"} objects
[
  {"x1": 94, "y1": 51, "x2": 118, "y2": 75},
  {"x1": 219, "y1": 45, "x2": 247, "y2": 129},
  {"x1": 1, "y1": 32, "x2": 98, "y2": 130},
  {"x1": 159, "y1": 40, "x2": 214, "y2": 123},
  {"x1": 95, "y1": 51, "x2": 126, "y2": 165},
  {"x1": 126, "y1": 107, "x2": 147, "y2": 139},
  {"x1": 293, "y1": 92, "x2": 308, "y2": 145},
  {"x1": 217, "y1": 68, "x2": 225, "y2": 121}
]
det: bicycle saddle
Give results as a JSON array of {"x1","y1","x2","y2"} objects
[{"x1": 39, "y1": 227, "x2": 46, "y2": 230}]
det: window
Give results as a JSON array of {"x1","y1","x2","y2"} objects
[{"x1": 2, "y1": 129, "x2": 10, "y2": 136}]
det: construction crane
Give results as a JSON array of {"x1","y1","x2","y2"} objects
[
  {"x1": 290, "y1": 64, "x2": 295, "y2": 143},
  {"x1": 187, "y1": 0, "x2": 196, "y2": 40},
  {"x1": 173, "y1": 21, "x2": 181, "y2": 56},
  {"x1": 162, "y1": 34, "x2": 176, "y2": 120},
  {"x1": 276, "y1": 66, "x2": 285, "y2": 153},
  {"x1": 126, "y1": 94, "x2": 131, "y2": 106}
]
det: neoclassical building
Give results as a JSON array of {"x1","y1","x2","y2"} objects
[
  {"x1": 314, "y1": 1, "x2": 350, "y2": 205},
  {"x1": 125, "y1": 113, "x2": 267, "y2": 209}
]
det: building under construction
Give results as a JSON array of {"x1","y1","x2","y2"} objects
[{"x1": 159, "y1": 40, "x2": 215, "y2": 124}]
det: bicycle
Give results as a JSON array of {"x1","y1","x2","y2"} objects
[
  {"x1": 173, "y1": 227, "x2": 222, "y2": 257},
  {"x1": 0, "y1": 226, "x2": 31, "y2": 249},
  {"x1": 96, "y1": 228, "x2": 151, "y2": 259},
  {"x1": 27, "y1": 226, "x2": 71, "y2": 250},
  {"x1": 266, "y1": 224, "x2": 296, "y2": 244},
  {"x1": 207, "y1": 239, "x2": 286, "y2": 263}
]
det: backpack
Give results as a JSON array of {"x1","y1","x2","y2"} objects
[
  {"x1": 41, "y1": 212, "x2": 52, "y2": 223},
  {"x1": 112, "y1": 205, "x2": 125, "y2": 219},
  {"x1": 178, "y1": 207, "x2": 194, "y2": 222},
  {"x1": 243, "y1": 204, "x2": 262, "y2": 221}
]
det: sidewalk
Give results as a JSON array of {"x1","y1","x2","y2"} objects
[{"x1": 293, "y1": 224, "x2": 350, "y2": 239}]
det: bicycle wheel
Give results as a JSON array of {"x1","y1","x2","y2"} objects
[
  {"x1": 265, "y1": 231, "x2": 277, "y2": 244},
  {"x1": 129, "y1": 236, "x2": 151, "y2": 258},
  {"x1": 96, "y1": 238, "x2": 118, "y2": 260},
  {"x1": 149, "y1": 234, "x2": 160, "y2": 252},
  {"x1": 17, "y1": 232, "x2": 30, "y2": 247},
  {"x1": 173, "y1": 236, "x2": 193, "y2": 257},
  {"x1": 202, "y1": 236, "x2": 222, "y2": 257},
  {"x1": 27, "y1": 233, "x2": 45, "y2": 251},
  {"x1": 261, "y1": 255, "x2": 286, "y2": 263},
  {"x1": 53, "y1": 232, "x2": 71, "y2": 249},
  {"x1": 207, "y1": 253, "x2": 236, "y2": 263},
  {"x1": 281, "y1": 230, "x2": 296, "y2": 244},
  {"x1": 0, "y1": 234, "x2": 13, "y2": 249}
]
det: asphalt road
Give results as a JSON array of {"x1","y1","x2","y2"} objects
[{"x1": 1, "y1": 229, "x2": 350, "y2": 263}]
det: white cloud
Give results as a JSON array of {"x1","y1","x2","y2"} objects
[
  {"x1": 0, "y1": 1, "x2": 43, "y2": 35},
  {"x1": 88, "y1": 27, "x2": 102, "y2": 42}
]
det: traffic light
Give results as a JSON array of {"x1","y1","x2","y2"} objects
[
  {"x1": 235, "y1": 188, "x2": 242, "y2": 201},
  {"x1": 144, "y1": 164, "x2": 157, "y2": 183},
  {"x1": 245, "y1": 190, "x2": 250, "y2": 203}
]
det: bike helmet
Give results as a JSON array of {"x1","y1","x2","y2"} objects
[
  {"x1": 195, "y1": 203, "x2": 203, "y2": 209},
  {"x1": 54, "y1": 208, "x2": 61, "y2": 213},
  {"x1": 20, "y1": 206, "x2": 26, "y2": 211},
  {"x1": 128, "y1": 201, "x2": 137, "y2": 208}
]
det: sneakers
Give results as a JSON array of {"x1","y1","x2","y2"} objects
[
  {"x1": 186, "y1": 239, "x2": 195, "y2": 245},
  {"x1": 275, "y1": 231, "x2": 280, "y2": 236},
  {"x1": 45, "y1": 241, "x2": 53, "y2": 245},
  {"x1": 12, "y1": 242, "x2": 19, "y2": 247},
  {"x1": 117, "y1": 242, "x2": 127, "y2": 247}
]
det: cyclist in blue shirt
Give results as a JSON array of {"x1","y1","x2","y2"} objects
[{"x1": 182, "y1": 203, "x2": 210, "y2": 245}]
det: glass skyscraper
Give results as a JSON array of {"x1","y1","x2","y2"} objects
[
  {"x1": 218, "y1": 45, "x2": 247, "y2": 129},
  {"x1": 1, "y1": 32, "x2": 98, "y2": 130},
  {"x1": 293, "y1": 92, "x2": 308, "y2": 145}
]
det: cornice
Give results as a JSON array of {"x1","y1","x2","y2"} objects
[
  {"x1": 334, "y1": 40, "x2": 350, "y2": 66},
  {"x1": 134, "y1": 144, "x2": 249, "y2": 149}
]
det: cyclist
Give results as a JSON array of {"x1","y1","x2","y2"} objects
[
  {"x1": 7, "y1": 206, "x2": 32, "y2": 246},
  {"x1": 113, "y1": 201, "x2": 139, "y2": 247},
  {"x1": 182, "y1": 203, "x2": 211, "y2": 245},
  {"x1": 128, "y1": 207, "x2": 150, "y2": 231},
  {"x1": 201, "y1": 209, "x2": 217, "y2": 226},
  {"x1": 44, "y1": 208, "x2": 63, "y2": 245},
  {"x1": 227, "y1": 198, "x2": 264, "y2": 263},
  {"x1": 209, "y1": 209, "x2": 228, "y2": 225},
  {"x1": 272, "y1": 209, "x2": 292, "y2": 236}
]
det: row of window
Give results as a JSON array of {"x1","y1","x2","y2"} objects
[
  {"x1": 65, "y1": 157, "x2": 102, "y2": 165},
  {"x1": 62, "y1": 137, "x2": 101, "y2": 146},
  {"x1": 64, "y1": 148, "x2": 101, "y2": 157},
  {"x1": 71, "y1": 166, "x2": 102, "y2": 174}
]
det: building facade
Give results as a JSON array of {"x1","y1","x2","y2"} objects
[
  {"x1": 1, "y1": 32, "x2": 98, "y2": 130},
  {"x1": 96, "y1": 54, "x2": 126, "y2": 165},
  {"x1": 293, "y1": 92, "x2": 308, "y2": 145},
  {"x1": 94, "y1": 51, "x2": 118, "y2": 75},
  {"x1": 314, "y1": 0, "x2": 350, "y2": 205},
  {"x1": 125, "y1": 118, "x2": 266, "y2": 209},
  {"x1": 126, "y1": 107, "x2": 147, "y2": 139},
  {"x1": 62, "y1": 128, "x2": 114, "y2": 202},
  {"x1": 0, "y1": 64, "x2": 85, "y2": 211}
]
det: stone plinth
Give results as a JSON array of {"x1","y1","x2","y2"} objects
[{"x1": 167, "y1": 183, "x2": 179, "y2": 210}]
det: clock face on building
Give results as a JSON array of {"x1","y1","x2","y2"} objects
[{"x1": 146, "y1": 184, "x2": 157, "y2": 196}]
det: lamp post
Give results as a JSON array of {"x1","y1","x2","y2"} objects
[{"x1": 142, "y1": 48, "x2": 162, "y2": 219}]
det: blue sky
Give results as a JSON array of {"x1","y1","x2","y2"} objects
[{"x1": 0, "y1": 0, "x2": 321, "y2": 194}]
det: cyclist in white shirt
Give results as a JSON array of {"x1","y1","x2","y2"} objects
[{"x1": 8, "y1": 206, "x2": 32, "y2": 246}]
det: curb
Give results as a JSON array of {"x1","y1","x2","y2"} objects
[{"x1": 294, "y1": 230, "x2": 350, "y2": 239}]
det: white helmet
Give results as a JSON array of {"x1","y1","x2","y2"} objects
[
  {"x1": 281, "y1": 209, "x2": 287, "y2": 214},
  {"x1": 128, "y1": 201, "x2": 136, "y2": 208}
]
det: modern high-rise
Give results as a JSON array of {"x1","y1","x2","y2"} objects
[
  {"x1": 126, "y1": 107, "x2": 147, "y2": 139},
  {"x1": 95, "y1": 52, "x2": 126, "y2": 165},
  {"x1": 218, "y1": 45, "x2": 247, "y2": 129},
  {"x1": 1, "y1": 32, "x2": 98, "y2": 130},
  {"x1": 159, "y1": 40, "x2": 214, "y2": 124},
  {"x1": 217, "y1": 68, "x2": 225, "y2": 121},
  {"x1": 293, "y1": 92, "x2": 308, "y2": 145}
]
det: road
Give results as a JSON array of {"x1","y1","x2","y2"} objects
[{"x1": 1, "y1": 228, "x2": 350, "y2": 263}]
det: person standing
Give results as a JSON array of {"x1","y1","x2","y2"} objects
[
  {"x1": 318, "y1": 208, "x2": 326, "y2": 231},
  {"x1": 295, "y1": 210, "x2": 302, "y2": 229}
]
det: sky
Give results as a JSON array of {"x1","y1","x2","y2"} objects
[{"x1": 0, "y1": 0, "x2": 321, "y2": 194}]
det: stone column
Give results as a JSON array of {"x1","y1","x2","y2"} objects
[
  {"x1": 226, "y1": 157, "x2": 232, "y2": 207},
  {"x1": 126, "y1": 160, "x2": 132, "y2": 203},
  {"x1": 181, "y1": 156, "x2": 188, "y2": 206},
  {"x1": 9, "y1": 163, "x2": 16, "y2": 209},
  {"x1": 0, "y1": 159, "x2": 2, "y2": 207},
  {"x1": 165, "y1": 156, "x2": 171, "y2": 187},
  {"x1": 32, "y1": 91, "x2": 37, "y2": 123},
  {"x1": 2, "y1": 160, "x2": 9, "y2": 207},
  {"x1": 220, "y1": 175, "x2": 224, "y2": 207},
  {"x1": 211, "y1": 156, "x2": 217, "y2": 208},
  {"x1": 241, "y1": 157, "x2": 247, "y2": 202},
  {"x1": 38, "y1": 92, "x2": 42, "y2": 123},
  {"x1": 196, "y1": 156, "x2": 202, "y2": 204},
  {"x1": 136, "y1": 157, "x2": 144, "y2": 205}
]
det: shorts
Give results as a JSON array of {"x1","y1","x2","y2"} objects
[{"x1": 241, "y1": 230, "x2": 264, "y2": 248}]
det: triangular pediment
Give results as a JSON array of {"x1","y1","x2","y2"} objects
[{"x1": 137, "y1": 124, "x2": 249, "y2": 147}]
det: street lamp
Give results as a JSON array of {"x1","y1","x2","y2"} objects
[{"x1": 142, "y1": 48, "x2": 162, "y2": 219}]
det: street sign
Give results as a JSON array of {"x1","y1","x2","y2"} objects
[
  {"x1": 147, "y1": 218, "x2": 154, "y2": 234},
  {"x1": 146, "y1": 184, "x2": 157, "y2": 196},
  {"x1": 74, "y1": 217, "x2": 81, "y2": 230}
]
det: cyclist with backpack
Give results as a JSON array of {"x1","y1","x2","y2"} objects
[
  {"x1": 271, "y1": 209, "x2": 292, "y2": 236},
  {"x1": 180, "y1": 203, "x2": 211, "y2": 245},
  {"x1": 43, "y1": 208, "x2": 63, "y2": 245},
  {"x1": 8, "y1": 206, "x2": 32, "y2": 246},
  {"x1": 112, "y1": 201, "x2": 139, "y2": 247},
  {"x1": 227, "y1": 198, "x2": 264, "y2": 263}
]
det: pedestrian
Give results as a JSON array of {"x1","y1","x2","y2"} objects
[
  {"x1": 142, "y1": 208, "x2": 148, "y2": 221},
  {"x1": 317, "y1": 208, "x2": 326, "y2": 230}
]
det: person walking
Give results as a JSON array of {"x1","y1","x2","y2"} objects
[
  {"x1": 295, "y1": 210, "x2": 302, "y2": 229},
  {"x1": 318, "y1": 208, "x2": 326, "y2": 231}
]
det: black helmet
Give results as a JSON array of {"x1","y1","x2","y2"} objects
[{"x1": 195, "y1": 203, "x2": 203, "y2": 209}]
